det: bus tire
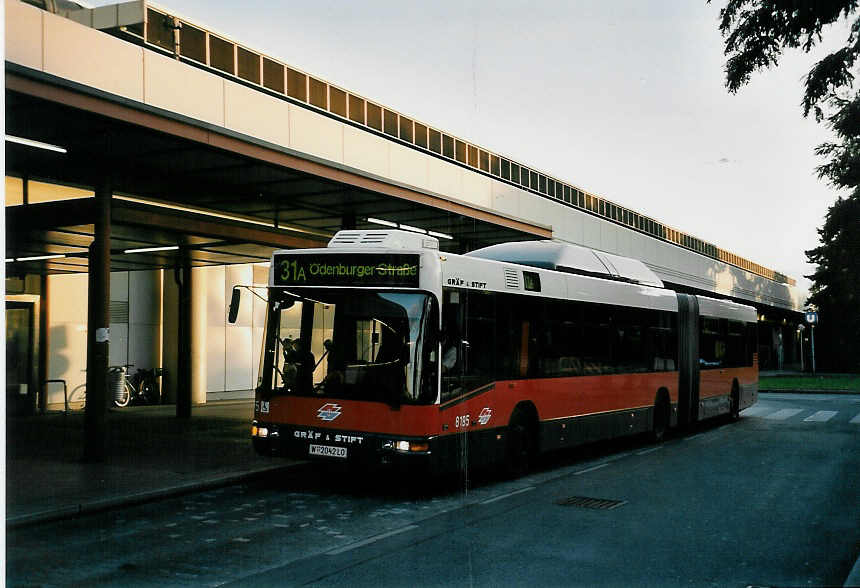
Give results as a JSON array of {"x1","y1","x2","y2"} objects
[
  {"x1": 505, "y1": 408, "x2": 536, "y2": 478},
  {"x1": 730, "y1": 381, "x2": 740, "y2": 421},
  {"x1": 651, "y1": 392, "x2": 670, "y2": 443}
]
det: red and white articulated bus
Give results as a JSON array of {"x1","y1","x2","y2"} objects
[{"x1": 242, "y1": 229, "x2": 758, "y2": 474}]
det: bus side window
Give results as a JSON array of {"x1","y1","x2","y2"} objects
[
  {"x1": 418, "y1": 298, "x2": 439, "y2": 402},
  {"x1": 441, "y1": 289, "x2": 463, "y2": 400},
  {"x1": 441, "y1": 289, "x2": 496, "y2": 399},
  {"x1": 463, "y1": 290, "x2": 496, "y2": 385},
  {"x1": 495, "y1": 293, "x2": 521, "y2": 379}
]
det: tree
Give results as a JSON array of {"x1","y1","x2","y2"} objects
[
  {"x1": 714, "y1": 0, "x2": 860, "y2": 371},
  {"x1": 806, "y1": 196, "x2": 860, "y2": 370}
]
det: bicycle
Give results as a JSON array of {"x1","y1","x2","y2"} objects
[
  {"x1": 64, "y1": 365, "x2": 161, "y2": 409},
  {"x1": 122, "y1": 365, "x2": 161, "y2": 407}
]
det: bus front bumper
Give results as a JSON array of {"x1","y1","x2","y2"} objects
[{"x1": 251, "y1": 421, "x2": 438, "y2": 469}]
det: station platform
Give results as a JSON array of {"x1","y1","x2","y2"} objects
[{"x1": 5, "y1": 400, "x2": 302, "y2": 528}]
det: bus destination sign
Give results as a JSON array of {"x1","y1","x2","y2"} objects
[{"x1": 273, "y1": 253, "x2": 420, "y2": 287}]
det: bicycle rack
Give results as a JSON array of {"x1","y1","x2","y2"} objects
[{"x1": 44, "y1": 379, "x2": 68, "y2": 414}]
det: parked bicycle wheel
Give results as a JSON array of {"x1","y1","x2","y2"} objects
[
  {"x1": 67, "y1": 385, "x2": 87, "y2": 409},
  {"x1": 140, "y1": 371, "x2": 160, "y2": 405},
  {"x1": 109, "y1": 366, "x2": 131, "y2": 407},
  {"x1": 114, "y1": 381, "x2": 131, "y2": 407}
]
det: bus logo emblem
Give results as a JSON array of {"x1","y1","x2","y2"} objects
[
  {"x1": 317, "y1": 403, "x2": 342, "y2": 422},
  {"x1": 477, "y1": 407, "x2": 492, "y2": 425}
]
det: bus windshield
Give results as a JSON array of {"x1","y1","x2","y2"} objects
[{"x1": 261, "y1": 289, "x2": 438, "y2": 405}]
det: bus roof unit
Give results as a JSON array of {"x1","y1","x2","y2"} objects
[
  {"x1": 328, "y1": 230, "x2": 439, "y2": 250},
  {"x1": 465, "y1": 241, "x2": 664, "y2": 288}
]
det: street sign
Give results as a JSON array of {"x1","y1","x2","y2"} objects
[{"x1": 804, "y1": 311, "x2": 818, "y2": 375}]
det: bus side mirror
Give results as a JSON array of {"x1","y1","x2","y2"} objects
[{"x1": 228, "y1": 288, "x2": 241, "y2": 324}]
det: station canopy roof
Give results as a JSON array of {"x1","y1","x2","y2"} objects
[{"x1": 5, "y1": 86, "x2": 545, "y2": 276}]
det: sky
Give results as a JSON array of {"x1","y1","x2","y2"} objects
[{"x1": 126, "y1": 0, "x2": 852, "y2": 295}]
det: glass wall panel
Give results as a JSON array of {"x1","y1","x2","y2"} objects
[
  {"x1": 468, "y1": 146, "x2": 479, "y2": 167},
  {"x1": 501, "y1": 159, "x2": 510, "y2": 180},
  {"x1": 263, "y1": 58, "x2": 284, "y2": 93},
  {"x1": 179, "y1": 24, "x2": 206, "y2": 63},
  {"x1": 146, "y1": 9, "x2": 173, "y2": 51},
  {"x1": 287, "y1": 68, "x2": 307, "y2": 101},
  {"x1": 209, "y1": 35, "x2": 235, "y2": 74},
  {"x1": 491, "y1": 155, "x2": 500, "y2": 176},
  {"x1": 309, "y1": 77, "x2": 327, "y2": 109},
  {"x1": 442, "y1": 134, "x2": 455, "y2": 159},
  {"x1": 399, "y1": 116, "x2": 413, "y2": 142},
  {"x1": 329, "y1": 87, "x2": 347, "y2": 117},
  {"x1": 415, "y1": 123, "x2": 428, "y2": 148},
  {"x1": 429, "y1": 129, "x2": 442, "y2": 153},
  {"x1": 383, "y1": 109, "x2": 398, "y2": 137},
  {"x1": 348, "y1": 95, "x2": 365, "y2": 124},
  {"x1": 237, "y1": 47, "x2": 260, "y2": 84},
  {"x1": 366, "y1": 103, "x2": 383, "y2": 130},
  {"x1": 510, "y1": 163, "x2": 520, "y2": 184},
  {"x1": 479, "y1": 151, "x2": 490, "y2": 172},
  {"x1": 456, "y1": 140, "x2": 467, "y2": 163}
]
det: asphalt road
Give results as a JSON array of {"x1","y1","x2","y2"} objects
[{"x1": 7, "y1": 392, "x2": 860, "y2": 587}]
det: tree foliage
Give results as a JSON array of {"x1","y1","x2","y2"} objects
[
  {"x1": 714, "y1": 0, "x2": 860, "y2": 371},
  {"x1": 805, "y1": 196, "x2": 860, "y2": 370}
]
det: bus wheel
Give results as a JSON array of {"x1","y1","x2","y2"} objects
[
  {"x1": 505, "y1": 410, "x2": 535, "y2": 478},
  {"x1": 730, "y1": 381, "x2": 740, "y2": 420},
  {"x1": 651, "y1": 396, "x2": 669, "y2": 443}
]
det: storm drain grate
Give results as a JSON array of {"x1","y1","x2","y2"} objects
[{"x1": 555, "y1": 496, "x2": 626, "y2": 510}]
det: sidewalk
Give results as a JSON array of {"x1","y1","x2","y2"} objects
[{"x1": 5, "y1": 400, "x2": 303, "y2": 528}]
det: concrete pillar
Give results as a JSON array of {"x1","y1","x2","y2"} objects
[
  {"x1": 157, "y1": 269, "x2": 164, "y2": 401},
  {"x1": 83, "y1": 178, "x2": 111, "y2": 462},
  {"x1": 38, "y1": 274, "x2": 49, "y2": 414},
  {"x1": 175, "y1": 249, "x2": 191, "y2": 418},
  {"x1": 162, "y1": 269, "x2": 179, "y2": 404},
  {"x1": 190, "y1": 266, "x2": 207, "y2": 405}
]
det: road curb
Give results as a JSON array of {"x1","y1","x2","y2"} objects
[{"x1": 6, "y1": 462, "x2": 305, "y2": 529}]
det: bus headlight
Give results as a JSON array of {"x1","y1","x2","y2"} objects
[{"x1": 390, "y1": 440, "x2": 430, "y2": 453}]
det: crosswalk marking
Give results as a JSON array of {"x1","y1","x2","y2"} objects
[
  {"x1": 741, "y1": 405, "x2": 774, "y2": 417},
  {"x1": 764, "y1": 408, "x2": 803, "y2": 420},
  {"x1": 851, "y1": 413, "x2": 860, "y2": 424},
  {"x1": 803, "y1": 411, "x2": 838, "y2": 422}
]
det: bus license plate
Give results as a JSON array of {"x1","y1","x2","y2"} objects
[{"x1": 309, "y1": 444, "x2": 347, "y2": 459}]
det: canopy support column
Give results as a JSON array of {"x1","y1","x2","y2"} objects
[
  {"x1": 175, "y1": 247, "x2": 192, "y2": 419},
  {"x1": 83, "y1": 178, "x2": 111, "y2": 462}
]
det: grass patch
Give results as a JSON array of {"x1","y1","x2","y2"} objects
[{"x1": 759, "y1": 375, "x2": 860, "y2": 392}]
